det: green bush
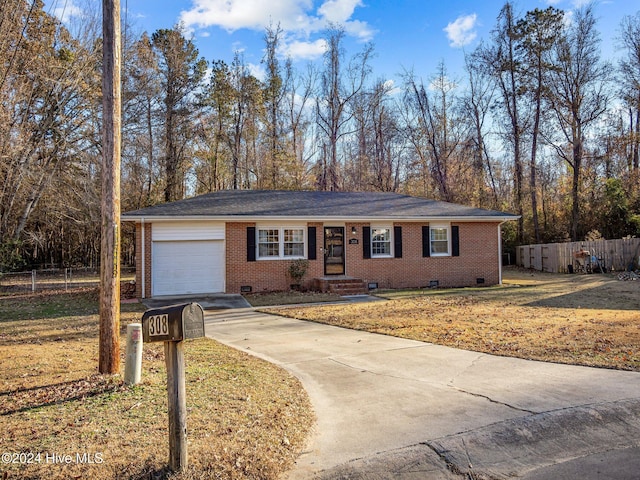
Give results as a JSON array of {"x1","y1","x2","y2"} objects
[
  {"x1": 288, "y1": 259, "x2": 309, "y2": 285},
  {"x1": 0, "y1": 240, "x2": 26, "y2": 272}
]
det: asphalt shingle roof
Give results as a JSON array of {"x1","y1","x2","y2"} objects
[{"x1": 122, "y1": 190, "x2": 518, "y2": 220}]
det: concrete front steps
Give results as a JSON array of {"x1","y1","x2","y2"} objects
[{"x1": 313, "y1": 277, "x2": 368, "y2": 296}]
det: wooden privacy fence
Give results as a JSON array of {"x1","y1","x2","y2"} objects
[{"x1": 516, "y1": 238, "x2": 640, "y2": 273}]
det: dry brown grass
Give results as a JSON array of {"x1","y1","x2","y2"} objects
[
  {"x1": 267, "y1": 268, "x2": 640, "y2": 371},
  {"x1": 0, "y1": 289, "x2": 314, "y2": 480},
  {"x1": 244, "y1": 290, "x2": 344, "y2": 307}
]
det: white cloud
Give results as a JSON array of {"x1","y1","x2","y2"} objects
[
  {"x1": 248, "y1": 62, "x2": 266, "y2": 81},
  {"x1": 53, "y1": 1, "x2": 83, "y2": 23},
  {"x1": 317, "y1": 0, "x2": 362, "y2": 23},
  {"x1": 316, "y1": 0, "x2": 375, "y2": 41},
  {"x1": 179, "y1": 0, "x2": 374, "y2": 61},
  {"x1": 562, "y1": 10, "x2": 574, "y2": 26},
  {"x1": 231, "y1": 41, "x2": 246, "y2": 54},
  {"x1": 281, "y1": 38, "x2": 328, "y2": 60},
  {"x1": 383, "y1": 79, "x2": 402, "y2": 96},
  {"x1": 179, "y1": 0, "x2": 312, "y2": 32},
  {"x1": 344, "y1": 19, "x2": 375, "y2": 41},
  {"x1": 444, "y1": 13, "x2": 478, "y2": 48}
]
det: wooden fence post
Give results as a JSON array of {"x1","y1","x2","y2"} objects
[
  {"x1": 165, "y1": 341, "x2": 188, "y2": 471},
  {"x1": 142, "y1": 303, "x2": 205, "y2": 473}
]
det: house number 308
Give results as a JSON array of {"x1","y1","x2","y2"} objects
[{"x1": 148, "y1": 314, "x2": 169, "y2": 336}]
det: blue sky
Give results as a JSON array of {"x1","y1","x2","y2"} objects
[{"x1": 53, "y1": 0, "x2": 640, "y2": 83}]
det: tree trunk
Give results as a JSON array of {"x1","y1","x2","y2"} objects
[
  {"x1": 571, "y1": 139, "x2": 582, "y2": 241},
  {"x1": 13, "y1": 165, "x2": 53, "y2": 241},
  {"x1": 146, "y1": 97, "x2": 154, "y2": 204},
  {"x1": 164, "y1": 106, "x2": 179, "y2": 202},
  {"x1": 634, "y1": 106, "x2": 639, "y2": 171},
  {"x1": 530, "y1": 88, "x2": 542, "y2": 243}
]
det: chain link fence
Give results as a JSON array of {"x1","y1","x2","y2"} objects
[{"x1": 0, "y1": 267, "x2": 135, "y2": 295}]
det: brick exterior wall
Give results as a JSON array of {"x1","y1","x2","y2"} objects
[
  {"x1": 135, "y1": 220, "x2": 502, "y2": 296},
  {"x1": 226, "y1": 222, "x2": 325, "y2": 293},
  {"x1": 225, "y1": 221, "x2": 501, "y2": 293},
  {"x1": 345, "y1": 222, "x2": 501, "y2": 289},
  {"x1": 134, "y1": 222, "x2": 152, "y2": 298}
]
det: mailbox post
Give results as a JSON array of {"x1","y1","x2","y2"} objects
[{"x1": 142, "y1": 303, "x2": 204, "y2": 472}]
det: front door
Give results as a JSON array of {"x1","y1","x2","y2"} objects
[{"x1": 324, "y1": 227, "x2": 345, "y2": 275}]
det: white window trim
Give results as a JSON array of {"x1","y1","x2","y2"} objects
[
  {"x1": 430, "y1": 223, "x2": 451, "y2": 257},
  {"x1": 371, "y1": 225, "x2": 393, "y2": 258},
  {"x1": 257, "y1": 225, "x2": 306, "y2": 260},
  {"x1": 258, "y1": 228, "x2": 281, "y2": 259}
]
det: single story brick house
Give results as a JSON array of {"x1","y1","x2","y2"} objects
[{"x1": 122, "y1": 190, "x2": 518, "y2": 298}]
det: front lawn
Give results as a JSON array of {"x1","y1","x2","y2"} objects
[
  {"x1": 266, "y1": 268, "x2": 640, "y2": 371},
  {"x1": 0, "y1": 289, "x2": 314, "y2": 480}
]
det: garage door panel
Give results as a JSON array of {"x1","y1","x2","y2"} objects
[{"x1": 152, "y1": 240, "x2": 224, "y2": 296}]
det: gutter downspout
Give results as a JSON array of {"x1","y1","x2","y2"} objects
[
  {"x1": 141, "y1": 219, "x2": 146, "y2": 299},
  {"x1": 498, "y1": 221, "x2": 505, "y2": 285}
]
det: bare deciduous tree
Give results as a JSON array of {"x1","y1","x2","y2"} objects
[
  {"x1": 402, "y1": 62, "x2": 466, "y2": 203},
  {"x1": 617, "y1": 11, "x2": 640, "y2": 173},
  {"x1": 0, "y1": 1, "x2": 100, "y2": 244},
  {"x1": 462, "y1": 49, "x2": 499, "y2": 208},
  {"x1": 546, "y1": 4, "x2": 610, "y2": 241},
  {"x1": 479, "y1": 1, "x2": 527, "y2": 242},
  {"x1": 316, "y1": 25, "x2": 373, "y2": 191}
]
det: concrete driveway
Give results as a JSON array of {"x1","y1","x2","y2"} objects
[
  {"x1": 204, "y1": 308, "x2": 640, "y2": 480},
  {"x1": 142, "y1": 293, "x2": 251, "y2": 310}
]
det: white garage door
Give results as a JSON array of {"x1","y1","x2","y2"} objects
[{"x1": 152, "y1": 240, "x2": 224, "y2": 296}]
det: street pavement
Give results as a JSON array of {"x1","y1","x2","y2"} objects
[{"x1": 203, "y1": 307, "x2": 640, "y2": 480}]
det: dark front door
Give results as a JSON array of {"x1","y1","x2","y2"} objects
[{"x1": 324, "y1": 227, "x2": 345, "y2": 275}]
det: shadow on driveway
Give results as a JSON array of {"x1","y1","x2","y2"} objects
[{"x1": 141, "y1": 294, "x2": 251, "y2": 311}]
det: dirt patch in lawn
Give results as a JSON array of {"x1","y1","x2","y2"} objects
[
  {"x1": 244, "y1": 290, "x2": 344, "y2": 307},
  {"x1": 0, "y1": 289, "x2": 314, "y2": 480},
  {"x1": 266, "y1": 268, "x2": 640, "y2": 371}
]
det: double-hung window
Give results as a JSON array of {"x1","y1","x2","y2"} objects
[
  {"x1": 371, "y1": 227, "x2": 392, "y2": 257},
  {"x1": 284, "y1": 228, "x2": 305, "y2": 257},
  {"x1": 258, "y1": 229, "x2": 280, "y2": 257},
  {"x1": 257, "y1": 227, "x2": 305, "y2": 259},
  {"x1": 430, "y1": 225, "x2": 450, "y2": 256}
]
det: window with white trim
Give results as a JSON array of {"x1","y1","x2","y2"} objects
[
  {"x1": 371, "y1": 227, "x2": 392, "y2": 257},
  {"x1": 257, "y1": 227, "x2": 305, "y2": 259},
  {"x1": 258, "y1": 229, "x2": 280, "y2": 257},
  {"x1": 284, "y1": 228, "x2": 305, "y2": 257},
  {"x1": 430, "y1": 224, "x2": 450, "y2": 256}
]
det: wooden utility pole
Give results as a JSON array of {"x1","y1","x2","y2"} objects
[{"x1": 99, "y1": 0, "x2": 121, "y2": 374}]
